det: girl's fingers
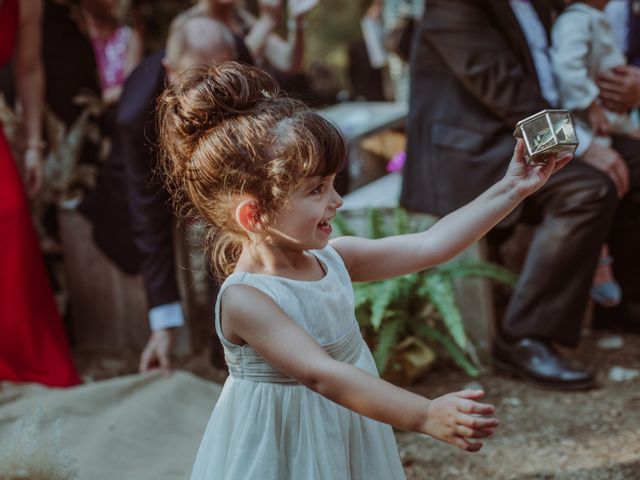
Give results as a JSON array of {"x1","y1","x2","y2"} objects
[
  {"x1": 457, "y1": 427, "x2": 495, "y2": 439},
  {"x1": 459, "y1": 400, "x2": 495, "y2": 415},
  {"x1": 556, "y1": 153, "x2": 573, "y2": 170},
  {"x1": 458, "y1": 414, "x2": 499, "y2": 429},
  {"x1": 453, "y1": 436, "x2": 483, "y2": 452},
  {"x1": 454, "y1": 389, "x2": 485, "y2": 400}
]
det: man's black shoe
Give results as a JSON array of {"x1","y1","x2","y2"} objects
[{"x1": 492, "y1": 337, "x2": 596, "y2": 391}]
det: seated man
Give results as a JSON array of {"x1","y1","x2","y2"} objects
[
  {"x1": 402, "y1": 0, "x2": 640, "y2": 390},
  {"x1": 86, "y1": 17, "x2": 237, "y2": 372}
]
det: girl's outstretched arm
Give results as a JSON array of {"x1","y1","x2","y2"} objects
[
  {"x1": 221, "y1": 284, "x2": 499, "y2": 451},
  {"x1": 331, "y1": 140, "x2": 572, "y2": 282}
]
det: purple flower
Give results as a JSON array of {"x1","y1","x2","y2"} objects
[{"x1": 386, "y1": 150, "x2": 406, "y2": 173}]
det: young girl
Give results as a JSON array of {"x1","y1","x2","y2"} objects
[{"x1": 158, "y1": 62, "x2": 572, "y2": 479}]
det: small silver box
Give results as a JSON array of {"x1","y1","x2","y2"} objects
[{"x1": 513, "y1": 109, "x2": 579, "y2": 165}]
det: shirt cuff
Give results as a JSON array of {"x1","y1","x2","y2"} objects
[
  {"x1": 574, "y1": 123, "x2": 593, "y2": 158},
  {"x1": 149, "y1": 302, "x2": 185, "y2": 331}
]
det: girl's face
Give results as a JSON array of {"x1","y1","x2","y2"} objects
[{"x1": 267, "y1": 174, "x2": 343, "y2": 251}]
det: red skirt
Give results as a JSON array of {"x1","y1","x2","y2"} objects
[{"x1": 0, "y1": 129, "x2": 80, "y2": 387}]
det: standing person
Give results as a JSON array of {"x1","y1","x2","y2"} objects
[
  {"x1": 0, "y1": 0, "x2": 80, "y2": 386},
  {"x1": 157, "y1": 62, "x2": 575, "y2": 478},
  {"x1": 83, "y1": 17, "x2": 238, "y2": 373},
  {"x1": 81, "y1": 0, "x2": 143, "y2": 106},
  {"x1": 400, "y1": 0, "x2": 640, "y2": 390}
]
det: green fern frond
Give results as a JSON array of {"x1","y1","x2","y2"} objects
[
  {"x1": 370, "y1": 280, "x2": 400, "y2": 331},
  {"x1": 368, "y1": 208, "x2": 389, "y2": 239},
  {"x1": 437, "y1": 260, "x2": 518, "y2": 286},
  {"x1": 414, "y1": 323, "x2": 480, "y2": 377},
  {"x1": 331, "y1": 213, "x2": 356, "y2": 237},
  {"x1": 419, "y1": 273, "x2": 468, "y2": 349},
  {"x1": 374, "y1": 318, "x2": 402, "y2": 373},
  {"x1": 394, "y1": 207, "x2": 411, "y2": 235}
]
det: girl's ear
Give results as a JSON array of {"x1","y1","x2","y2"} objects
[{"x1": 235, "y1": 199, "x2": 261, "y2": 233}]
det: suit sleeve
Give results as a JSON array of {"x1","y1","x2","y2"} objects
[
  {"x1": 120, "y1": 119, "x2": 180, "y2": 310},
  {"x1": 420, "y1": 0, "x2": 549, "y2": 128}
]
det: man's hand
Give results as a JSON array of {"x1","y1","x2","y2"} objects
[
  {"x1": 586, "y1": 101, "x2": 611, "y2": 136},
  {"x1": 597, "y1": 65, "x2": 640, "y2": 113},
  {"x1": 580, "y1": 142, "x2": 629, "y2": 198},
  {"x1": 139, "y1": 329, "x2": 174, "y2": 374}
]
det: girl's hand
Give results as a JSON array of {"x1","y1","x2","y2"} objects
[
  {"x1": 421, "y1": 389, "x2": 498, "y2": 452},
  {"x1": 23, "y1": 147, "x2": 43, "y2": 197},
  {"x1": 503, "y1": 138, "x2": 573, "y2": 200},
  {"x1": 289, "y1": 0, "x2": 319, "y2": 21}
]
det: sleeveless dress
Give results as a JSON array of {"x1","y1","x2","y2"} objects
[
  {"x1": 0, "y1": 0, "x2": 80, "y2": 387},
  {"x1": 191, "y1": 245, "x2": 405, "y2": 479}
]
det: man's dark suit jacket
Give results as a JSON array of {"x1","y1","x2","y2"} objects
[
  {"x1": 401, "y1": 0, "x2": 565, "y2": 222},
  {"x1": 88, "y1": 51, "x2": 180, "y2": 310}
]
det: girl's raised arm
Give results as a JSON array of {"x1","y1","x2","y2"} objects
[
  {"x1": 331, "y1": 140, "x2": 572, "y2": 282},
  {"x1": 222, "y1": 283, "x2": 498, "y2": 452}
]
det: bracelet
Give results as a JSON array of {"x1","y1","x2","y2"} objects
[{"x1": 25, "y1": 139, "x2": 47, "y2": 151}]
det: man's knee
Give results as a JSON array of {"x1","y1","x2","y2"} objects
[{"x1": 562, "y1": 170, "x2": 618, "y2": 221}]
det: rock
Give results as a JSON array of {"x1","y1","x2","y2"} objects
[
  {"x1": 502, "y1": 397, "x2": 521, "y2": 407},
  {"x1": 608, "y1": 366, "x2": 640, "y2": 382},
  {"x1": 463, "y1": 381, "x2": 485, "y2": 392},
  {"x1": 597, "y1": 335, "x2": 624, "y2": 350}
]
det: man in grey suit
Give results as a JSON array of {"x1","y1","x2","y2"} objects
[{"x1": 402, "y1": 0, "x2": 640, "y2": 390}]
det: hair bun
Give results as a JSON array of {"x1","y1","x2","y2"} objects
[{"x1": 167, "y1": 62, "x2": 280, "y2": 137}]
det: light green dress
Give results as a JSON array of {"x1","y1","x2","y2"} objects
[{"x1": 190, "y1": 245, "x2": 405, "y2": 479}]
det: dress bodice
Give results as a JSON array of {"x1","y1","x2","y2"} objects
[
  {"x1": 215, "y1": 245, "x2": 362, "y2": 382},
  {"x1": 0, "y1": 0, "x2": 19, "y2": 68}
]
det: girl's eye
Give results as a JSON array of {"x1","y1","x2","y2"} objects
[{"x1": 310, "y1": 184, "x2": 324, "y2": 195}]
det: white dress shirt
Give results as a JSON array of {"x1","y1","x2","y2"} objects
[{"x1": 149, "y1": 302, "x2": 185, "y2": 331}]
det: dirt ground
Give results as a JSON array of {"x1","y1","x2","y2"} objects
[{"x1": 74, "y1": 330, "x2": 640, "y2": 480}]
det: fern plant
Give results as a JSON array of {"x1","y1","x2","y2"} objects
[{"x1": 333, "y1": 208, "x2": 517, "y2": 379}]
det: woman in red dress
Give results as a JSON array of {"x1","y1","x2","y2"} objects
[{"x1": 0, "y1": 0, "x2": 80, "y2": 386}]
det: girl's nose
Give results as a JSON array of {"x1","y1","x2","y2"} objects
[{"x1": 331, "y1": 190, "x2": 344, "y2": 210}]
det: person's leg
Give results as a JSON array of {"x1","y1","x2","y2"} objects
[
  {"x1": 492, "y1": 161, "x2": 617, "y2": 390},
  {"x1": 501, "y1": 161, "x2": 618, "y2": 345},
  {"x1": 594, "y1": 135, "x2": 640, "y2": 331}
]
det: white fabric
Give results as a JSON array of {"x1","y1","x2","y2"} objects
[
  {"x1": 0, "y1": 371, "x2": 222, "y2": 480},
  {"x1": 510, "y1": 0, "x2": 593, "y2": 156},
  {"x1": 149, "y1": 302, "x2": 185, "y2": 330},
  {"x1": 190, "y1": 244, "x2": 405, "y2": 480},
  {"x1": 552, "y1": 3, "x2": 635, "y2": 135},
  {"x1": 605, "y1": 0, "x2": 630, "y2": 53}
]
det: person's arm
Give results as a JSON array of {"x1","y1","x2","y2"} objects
[
  {"x1": 139, "y1": 301, "x2": 184, "y2": 373},
  {"x1": 332, "y1": 140, "x2": 572, "y2": 282},
  {"x1": 243, "y1": 0, "x2": 318, "y2": 73},
  {"x1": 223, "y1": 284, "x2": 498, "y2": 451},
  {"x1": 14, "y1": 0, "x2": 44, "y2": 196},
  {"x1": 119, "y1": 117, "x2": 182, "y2": 373},
  {"x1": 420, "y1": 0, "x2": 548, "y2": 129}
]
